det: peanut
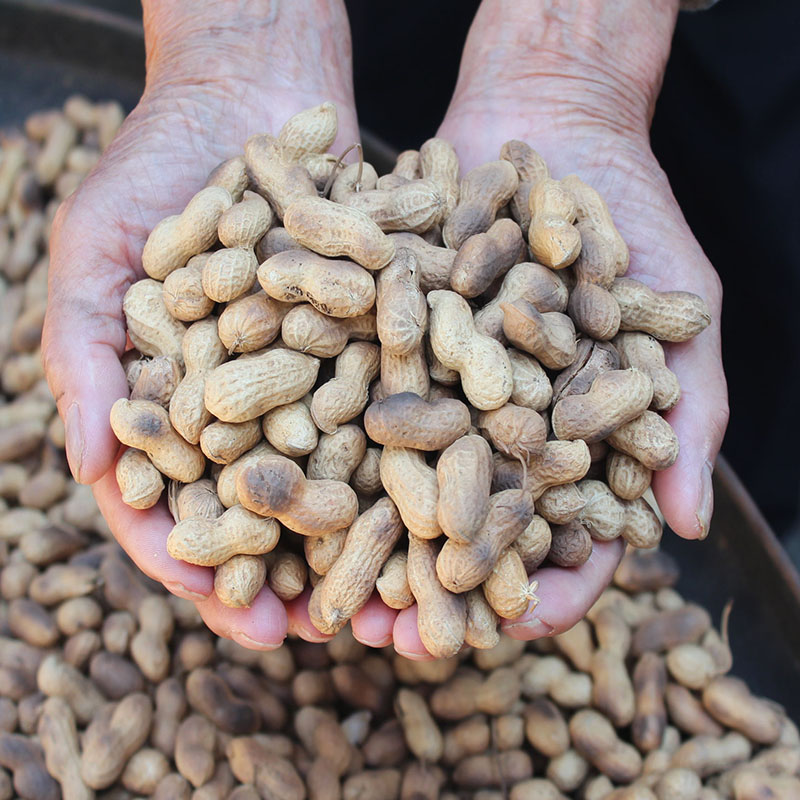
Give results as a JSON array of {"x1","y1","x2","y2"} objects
[
  {"x1": 262, "y1": 396, "x2": 318, "y2": 456},
  {"x1": 420, "y1": 137, "x2": 460, "y2": 218},
  {"x1": 216, "y1": 554, "x2": 267, "y2": 608},
  {"x1": 483, "y1": 547, "x2": 538, "y2": 620},
  {"x1": 380, "y1": 446, "x2": 441, "y2": 539},
  {"x1": 479, "y1": 403, "x2": 547, "y2": 463},
  {"x1": 607, "y1": 411, "x2": 680, "y2": 471},
  {"x1": 528, "y1": 178, "x2": 581, "y2": 270},
  {"x1": 615, "y1": 332, "x2": 681, "y2": 411},
  {"x1": 388, "y1": 232, "x2": 456, "y2": 291},
  {"x1": 570, "y1": 708, "x2": 643, "y2": 783},
  {"x1": 340, "y1": 178, "x2": 444, "y2": 233},
  {"x1": 162, "y1": 254, "x2": 215, "y2": 321},
  {"x1": 122, "y1": 278, "x2": 186, "y2": 364},
  {"x1": 115, "y1": 448, "x2": 164, "y2": 509},
  {"x1": 199, "y1": 418, "x2": 262, "y2": 465},
  {"x1": 218, "y1": 291, "x2": 290, "y2": 353},
  {"x1": 281, "y1": 303, "x2": 376, "y2": 357},
  {"x1": 501, "y1": 299, "x2": 577, "y2": 370}
]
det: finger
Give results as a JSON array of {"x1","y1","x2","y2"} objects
[
  {"x1": 43, "y1": 200, "x2": 138, "y2": 486},
  {"x1": 285, "y1": 586, "x2": 334, "y2": 643},
  {"x1": 654, "y1": 325, "x2": 728, "y2": 540},
  {"x1": 392, "y1": 605, "x2": 435, "y2": 661},
  {"x1": 501, "y1": 539, "x2": 626, "y2": 640},
  {"x1": 92, "y1": 467, "x2": 214, "y2": 600},
  {"x1": 194, "y1": 585, "x2": 288, "y2": 650},
  {"x1": 350, "y1": 592, "x2": 398, "y2": 648}
]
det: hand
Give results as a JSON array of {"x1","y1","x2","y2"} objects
[
  {"x1": 42, "y1": 0, "x2": 359, "y2": 650},
  {"x1": 386, "y1": 0, "x2": 728, "y2": 656}
]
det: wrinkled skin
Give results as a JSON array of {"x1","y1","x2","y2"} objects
[{"x1": 43, "y1": 0, "x2": 727, "y2": 657}]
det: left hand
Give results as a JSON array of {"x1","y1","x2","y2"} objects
[{"x1": 374, "y1": 0, "x2": 728, "y2": 657}]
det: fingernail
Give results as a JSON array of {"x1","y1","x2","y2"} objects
[
  {"x1": 65, "y1": 402, "x2": 84, "y2": 482},
  {"x1": 696, "y1": 460, "x2": 714, "y2": 540},
  {"x1": 395, "y1": 648, "x2": 431, "y2": 661},
  {"x1": 163, "y1": 580, "x2": 210, "y2": 601},
  {"x1": 232, "y1": 631, "x2": 284, "y2": 651},
  {"x1": 505, "y1": 616, "x2": 555, "y2": 638},
  {"x1": 358, "y1": 635, "x2": 393, "y2": 649}
]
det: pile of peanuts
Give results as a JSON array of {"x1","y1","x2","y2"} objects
[
  {"x1": 8, "y1": 99, "x2": 793, "y2": 800},
  {"x1": 110, "y1": 101, "x2": 712, "y2": 655}
]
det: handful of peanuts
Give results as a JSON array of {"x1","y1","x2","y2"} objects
[
  {"x1": 0, "y1": 94, "x2": 794, "y2": 800},
  {"x1": 110, "y1": 101, "x2": 713, "y2": 656}
]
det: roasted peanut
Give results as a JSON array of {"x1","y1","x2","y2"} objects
[
  {"x1": 281, "y1": 303, "x2": 376, "y2": 357},
  {"x1": 501, "y1": 299, "x2": 577, "y2": 370}
]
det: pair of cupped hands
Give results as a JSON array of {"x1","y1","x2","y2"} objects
[{"x1": 41, "y1": 0, "x2": 727, "y2": 658}]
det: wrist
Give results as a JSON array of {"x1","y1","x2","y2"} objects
[
  {"x1": 141, "y1": 0, "x2": 355, "y2": 119},
  {"x1": 450, "y1": 0, "x2": 680, "y2": 138}
]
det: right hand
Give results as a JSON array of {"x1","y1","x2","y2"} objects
[{"x1": 42, "y1": 0, "x2": 359, "y2": 650}]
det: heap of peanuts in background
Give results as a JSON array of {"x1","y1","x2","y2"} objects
[
  {"x1": 3, "y1": 98, "x2": 797, "y2": 800},
  {"x1": 112, "y1": 101, "x2": 712, "y2": 657}
]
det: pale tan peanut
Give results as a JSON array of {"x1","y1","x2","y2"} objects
[
  {"x1": 276, "y1": 101, "x2": 338, "y2": 162},
  {"x1": 173, "y1": 713, "x2": 216, "y2": 788},
  {"x1": 199, "y1": 418, "x2": 262, "y2": 464},
  {"x1": 665, "y1": 643, "x2": 719, "y2": 690},
  {"x1": 551, "y1": 619, "x2": 593, "y2": 673},
  {"x1": 731, "y1": 770, "x2": 800, "y2": 800},
  {"x1": 129, "y1": 354, "x2": 183, "y2": 408},
  {"x1": 168, "y1": 316, "x2": 227, "y2": 443},
  {"x1": 570, "y1": 709, "x2": 642, "y2": 783},
  {"x1": 702, "y1": 676, "x2": 782, "y2": 745},
  {"x1": 552, "y1": 368, "x2": 653, "y2": 443},
  {"x1": 256, "y1": 225, "x2": 304, "y2": 261},
  {"x1": 500, "y1": 140, "x2": 549, "y2": 234},
  {"x1": 37, "y1": 697, "x2": 92, "y2": 800},
  {"x1": 546, "y1": 749, "x2": 590, "y2": 794},
  {"x1": 162, "y1": 253, "x2": 215, "y2": 321},
  {"x1": 465, "y1": 588, "x2": 501, "y2": 649},
  {"x1": 142, "y1": 187, "x2": 232, "y2": 280},
  {"x1": 501, "y1": 300, "x2": 577, "y2": 370},
  {"x1": 548, "y1": 521, "x2": 593, "y2": 567},
  {"x1": 244, "y1": 133, "x2": 317, "y2": 217},
  {"x1": 284, "y1": 195, "x2": 395, "y2": 269},
  {"x1": 453, "y1": 751, "x2": 534, "y2": 789},
  {"x1": 377, "y1": 551, "x2": 414, "y2": 610},
  {"x1": 420, "y1": 137, "x2": 460, "y2": 219},
  {"x1": 652, "y1": 767, "x2": 702, "y2": 800},
  {"x1": 568, "y1": 223, "x2": 622, "y2": 340},
  {"x1": 481, "y1": 265, "x2": 571, "y2": 353},
  {"x1": 591, "y1": 649, "x2": 636, "y2": 728},
  {"x1": 607, "y1": 451, "x2": 652, "y2": 501},
  {"x1": 238, "y1": 454, "x2": 358, "y2": 536},
  {"x1": 0, "y1": 137, "x2": 27, "y2": 213},
  {"x1": 309, "y1": 498, "x2": 404, "y2": 635},
  {"x1": 281, "y1": 303, "x2": 376, "y2": 357},
  {"x1": 110, "y1": 399, "x2": 205, "y2": 482},
  {"x1": 34, "y1": 115, "x2": 78, "y2": 184},
  {"x1": 436, "y1": 489, "x2": 535, "y2": 593},
  {"x1": 5, "y1": 211, "x2": 44, "y2": 283},
  {"x1": 610, "y1": 277, "x2": 712, "y2": 342},
  {"x1": 632, "y1": 605, "x2": 712, "y2": 655},
  {"x1": 425, "y1": 337, "x2": 460, "y2": 387},
  {"x1": 380, "y1": 446, "x2": 441, "y2": 539},
  {"x1": 607, "y1": 411, "x2": 680, "y2": 471},
  {"x1": 391, "y1": 149, "x2": 421, "y2": 180},
  {"x1": 514, "y1": 515, "x2": 552, "y2": 571},
  {"x1": 437, "y1": 435, "x2": 493, "y2": 543},
  {"x1": 330, "y1": 161, "x2": 380, "y2": 202},
  {"x1": 311, "y1": 342, "x2": 380, "y2": 434},
  {"x1": 450, "y1": 218, "x2": 525, "y2": 298},
  {"x1": 258, "y1": 248, "x2": 376, "y2": 317},
  {"x1": 443, "y1": 160, "x2": 518, "y2": 249},
  {"x1": 218, "y1": 292, "x2": 291, "y2": 353},
  {"x1": 479, "y1": 404, "x2": 547, "y2": 463},
  {"x1": 115, "y1": 448, "x2": 164, "y2": 510},
  {"x1": 407, "y1": 534, "x2": 467, "y2": 659},
  {"x1": 215, "y1": 554, "x2": 267, "y2": 608},
  {"x1": 523, "y1": 697, "x2": 570, "y2": 759},
  {"x1": 428, "y1": 289, "x2": 513, "y2": 410},
  {"x1": 167, "y1": 504, "x2": 280, "y2": 566},
  {"x1": 574, "y1": 479, "x2": 626, "y2": 541},
  {"x1": 340, "y1": 178, "x2": 444, "y2": 233},
  {"x1": 205, "y1": 347, "x2": 319, "y2": 423},
  {"x1": 528, "y1": 178, "x2": 581, "y2": 269},
  {"x1": 216, "y1": 441, "x2": 280, "y2": 507},
  {"x1": 388, "y1": 232, "x2": 457, "y2": 291},
  {"x1": 35, "y1": 653, "x2": 103, "y2": 724},
  {"x1": 365, "y1": 392, "x2": 470, "y2": 450},
  {"x1": 307, "y1": 424, "x2": 367, "y2": 483},
  {"x1": 0, "y1": 419, "x2": 46, "y2": 464},
  {"x1": 202, "y1": 246, "x2": 259, "y2": 302},
  {"x1": 499, "y1": 440, "x2": 590, "y2": 501},
  {"x1": 508, "y1": 349, "x2": 553, "y2": 411},
  {"x1": 376, "y1": 247, "x2": 427, "y2": 354},
  {"x1": 304, "y1": 530, "x2": 347, "y2": 576},
  {"x1": 483, "y1": 547, "x2": 538, "y2": 620},
  {"x1": 536, "y1": 483, "x2": 586, "y2": 525},
  {"x1": 80, "y1": 693, "x2": 152, "y2": 789},
  {"x1": 614, "y1": 332, "x2": 681, "y2": 411},
  {"x1": 1, "y1": 350, "x2": 43, "y2": 394},
  {"x1": 394, "y1": 688, "x2": 444, "y2": 763},
  {"x1": 123, "y1": 278, "x2": 187, "y2": 364},
  {"x1": 670, "y1": 732, "x2": 751, "y2": 777},
  {"x1": 172, "y1": 478, "x2": 224, "y2": 521},
  {"x1": 120, "y1": 749, "x2": 170, "y2": 796},
  {"x1": 620, "y1": 497, "x2": 663, "y2": 549},
  {"x1": 218, "y1": 190, "x2": 273, "y2": 249},
  {"x1": 205, "y1": 155, "x2": 248, "y2": 202},
  {"x1": 262, "y1": 397, "x2": 318, "y2": 456}
]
